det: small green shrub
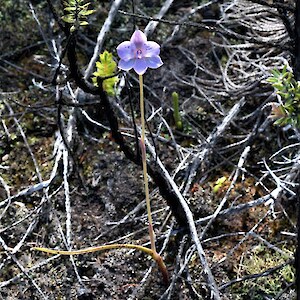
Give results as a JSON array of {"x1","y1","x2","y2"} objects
[{"x1": 267, "y1": 65, "x2": 300, "y2": 127}]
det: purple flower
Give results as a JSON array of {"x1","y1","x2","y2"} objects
[{"x1": 116, "y1": 30, "x2": 163, "y2": 75}]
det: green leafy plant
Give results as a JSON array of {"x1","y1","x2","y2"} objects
[
  {"x1": 92, "y1": 51, "x2": 119, "y2": 96},
  {"x1": 267, "y1": 65, "x2": 300, "y2": 127},
  {"x1": 62, "y1": 0, "x2": 94, "y2": 32}
]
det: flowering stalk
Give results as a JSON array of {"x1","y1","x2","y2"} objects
[
  {"x1": 116, "y1": 29, "x2": 163, "y2": 255},
  {"x1": 139, "y1": 74, "x2": 156, "y2": 254},
  {"x1": 33, "y1": 29, "x2": 169, "y2": 285},
  {"x1": 116, "y1": 29, "x2": 167, "y2": 279}
]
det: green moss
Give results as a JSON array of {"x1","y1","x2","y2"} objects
[{"x1": 232, "y1": 245, "x2": 295, "y2": 299}]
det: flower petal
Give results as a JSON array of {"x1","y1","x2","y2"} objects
[
  {"x1": 118, "y1": 59, "x2": 135, "y2": 71},
  {"x1": 146, "y1": 56, "x2": 163, "y2": 69},
  {"x1": 133, "y1": 58, "x2": 148, "y2": 75},
  {"x1": 130, "y1": 30, "x2": 147, "y2": 48},
  {"x1": 144, "y1": 41, "x2": 160, "y2": 57},
  {"x1": 117, "y1": 41, "x2": 135, "y2": 60}
]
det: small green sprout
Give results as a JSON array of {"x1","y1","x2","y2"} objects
[
  {"x1": 267, "y1": 65, "x2": 300, "y2": 127},
  {"x1": 92, "y1": 51, "x2": 119, "y2": 96},
  {"x1": 172, "y1": 91, "x2": 183, "y2": 131},
  {"x1": 62, "y1": 0, "x2": 94, "y2": 32}
]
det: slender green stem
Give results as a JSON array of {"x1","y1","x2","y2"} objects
[
  {"x1": 33, "y1": 244, "x2": 153, "y2": 256},
  {"x1": 33, "y1": 243, "x2": 168, "y2": 284},
  {"x1": 139, "y1": 74, "x2": 156, "y2": 254}
]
